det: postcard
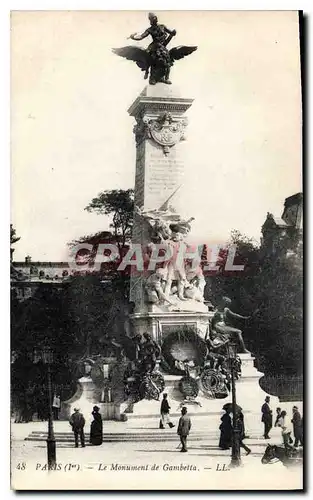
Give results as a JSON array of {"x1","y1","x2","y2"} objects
[{"x1": 11, "y1": 10, "x2": 303, "y2": 490}]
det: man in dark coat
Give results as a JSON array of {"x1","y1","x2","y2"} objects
[
  {"x1": 219, "y1": 407, "x2": 232, "y2": 450},
  {"x1": 160, "y1": 393, "x2": 175, "y2": 429},
  {"x1": 237, "y1": 412, "x2": 251, "y2": 455},
  {"x1": 69, "y1": 408, "x2": 85, "y2": 448},
  {"x1": 177, "y1": 407, "x2": 191, "y2": 452},
  {"x1": 261, "y1": 396, "x2": 273, "y2": 439},
  {"x1": 274, "y1": 407, "x2": 282, "y2": 427},
  {"x1": 291, "y1": 406, "x2": 303, "y2": 447}
]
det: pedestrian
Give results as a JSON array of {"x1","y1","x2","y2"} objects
[
  {"x1": 291, "y1": 406, "x2": 303, "y2": 447},
  {"x1": 277, "y1": 410, "x2": 293, "y2": 451},
  {"x1": 219, "y1": 407, "x2": 232, "y2": 450},
  {"x1": 69, "y1": 407, "x2": 85, "y2": 448},
  {"x1": 36, "y1": 389, "x2": 46, "y2": 421},
  {"x1": 177, "y1": 407, "x2": 191, "y2": 452},
  {"x1": 237, "y1": 412, "x2": 251, "y2": 455},
  {"x1": 261, "y1": 396, "x2": 273, "y2": 439},
  {"x1": 52, "y1": 394, "x2": 61, "y2": 420},
  {"x1": 274, "y1": 407, "x2": 282, "y2": 427},
  {"x1": 159, "y1": 393, "x2": 175, "y2": 429},
  {"x1": 90, "y1": 406, "x2": 103, "y2": 446}
]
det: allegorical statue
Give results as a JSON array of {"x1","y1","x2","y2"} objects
[
  {"x1": 112, "y1": 12, "x2": 197, "y2": 85},
  {"x1": 210, "y1": 297, "x2": 251, "y2": 354}
]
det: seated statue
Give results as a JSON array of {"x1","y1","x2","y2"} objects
[
  {"x1": 183, "y1": 263, "x2": 205, "y2": 302},
  {"x1": 211, "y1": 297, "x2": 250, "y2": 354},
  {"x1": 145, "y1": 268, "x2": 174, "y2": 305},
  {"x1": 138, "y1": 333, "x2": 161, "y2": 374}
]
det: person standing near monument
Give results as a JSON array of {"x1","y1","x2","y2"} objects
[
  {"x1": 274, "y1": 407, "x2": 282, "y2": 427},
  {"x1": 219, "y1": 407, "x2": 232, "y2": 450},
  {"x1": 177, "y1": 406, "x2": 191, "y2": 452},
  {"x1": 69, "y1": 408, "x2": 86, "y2": 448},
  {"x1": 291, "y1": 406, "x2": 303, "y2": 447},
  {"x1": 90, "y1": 405, "x2": 103, "y2": 446},
  {"x1": 261, "y1": 396, "x2": 273, "y2": 439},
  {"x1": 276, "y1": 410, "x2": 294, "y2": 451},
  {"x1": 159, "y1": 393, "x2": 175, "y2": 429}
]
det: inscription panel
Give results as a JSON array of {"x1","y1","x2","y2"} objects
[{"x1": 144, "y1": 142, "x2": 185, "y2": 209}]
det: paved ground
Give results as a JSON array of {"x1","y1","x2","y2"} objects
[{"x1": 11, "y1": 419, "x2": 303, "y2": 491}]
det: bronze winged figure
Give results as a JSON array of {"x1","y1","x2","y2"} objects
[{"x1": 112, "y1": 12, "x2": 197, "y2": 85}]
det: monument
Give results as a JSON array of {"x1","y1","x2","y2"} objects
[
  {"x1": 64, "y1": 12, "x2": 278, "y2": 428},
  {"x1": 113, "y1": 13, "x2": 276, "y2": 427}
]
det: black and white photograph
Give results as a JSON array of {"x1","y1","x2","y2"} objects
[{"x1": 10, "y1": 10, "x2": 303, "y2": 490}]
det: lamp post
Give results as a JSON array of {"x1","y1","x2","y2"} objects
[
  {"x1": 228, "y1": 341, "x2": 241, "y2": 468},
  {"x1": 41, "y1": 346, "x2": 56, "y2": 468}
]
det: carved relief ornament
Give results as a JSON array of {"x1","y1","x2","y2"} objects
[{"x1": 134, "y1": 112, "x2": 187, "y2": 154}]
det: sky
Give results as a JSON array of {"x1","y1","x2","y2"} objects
[{"x1": 11, "y1": 10, "x2": 302, "y2": 261}]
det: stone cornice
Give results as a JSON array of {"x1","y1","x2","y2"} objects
[{"x1": 128, "y1": 96, "x2": 193, "y2": 118}]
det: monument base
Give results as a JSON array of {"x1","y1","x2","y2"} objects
[
  {"x1": 131, "y1": 309, "x2": 213, "y2": 344},
  {"x1": 61, "y1": 376, "x2": 122, "y2": 424},
  {"x1": 120, "y1": 353, "x2": 280, "y2": 434}
]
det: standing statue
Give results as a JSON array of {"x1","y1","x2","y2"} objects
[{"x1": 112, "y1": 12, "x2": 197, "y2": 85}]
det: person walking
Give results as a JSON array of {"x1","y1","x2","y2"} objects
[
  {"x1": 291, "y1": 406, "x2": 303, "y2": 447},
  {"x1": 159, "y1": 393, "x2": 175, "y2": 429},
  {"x1": 52, "y1": 394, "x2": 61, "y2": 420},
  {"x1": 261, "y1": 396, "x2": 273, "y2": 439},
  {"x1": 177, "y1": 407, "x2": 191, "y2": 452},
  {"x1": 219, "y1": 407, "x2": 232, "y2": 450},
  {"x1": 69, "y1": 408, "x2": 85, "y2": 448},
  {"x1": 237, "y1": 412, "x2": 251, "y2": 455},
  {"x1": 90, "y1": 406, "x2": 103, "y2": 446}
]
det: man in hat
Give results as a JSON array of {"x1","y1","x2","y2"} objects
[
  {"x1": 159, "y1": 393, "x2": 175, "y2": 429},
  {"x1": 261, "y1": 396, "x2": 273, "y2": 439},
  {"x1": 291, "y1": 406, "x2": 303, "y2": 447},
  {"x1": 177, "y1": 407, "x2": 191, "y2": 452},
  {"x1": 69, "y1": 408, "x2": 85, "y2": 448}
]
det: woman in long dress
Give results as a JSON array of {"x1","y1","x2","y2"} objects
[
  {"x1": 90, "y1": 406, "x2": 103, "y2": 446},
  {"x1": 219, "y1": 408, "x2": 232, "y2": 450}
]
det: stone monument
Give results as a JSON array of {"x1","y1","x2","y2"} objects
[
  {"x1": 63, "y1": 12, "x2": 278, "y2": 424},
  {"x1": 113, "y1": 13, "x2": 278, "y2": 423}
]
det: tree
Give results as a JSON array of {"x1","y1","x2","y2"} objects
[
  {"x1": 207, "y1": 230, "x2": 261, "y2": 312},
  {"x1": 69, "y1": 189, "x2": 134, "y2": 296},
  {"x1": 85, "y1": 189, "x2": 134, "y2": 256},
  {"x1": 10, "y1": 224, "x2": 20, "y2": 261},
  {"x1": 208, "y1": 230, "x2": 303, "y2": 377},
  {"x1": 11, "y1": 284, "x2": 77, "y2": 405}
]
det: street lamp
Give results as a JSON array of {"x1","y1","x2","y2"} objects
[
  {"x1": 228, "y1": 341, "x2": 241, "y2": 468},
  {"x1": 34, "y1": 346, "x2": 56, "y2": 468}
]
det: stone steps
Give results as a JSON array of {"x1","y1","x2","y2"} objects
[{"x1": 25, "y1": 430, "x2": 269, "y2": 444}]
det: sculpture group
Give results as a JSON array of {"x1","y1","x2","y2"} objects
[
  {"x1": 135, "y1": 200, "x2": 205, "y2": 309},
  {"x1": 113, "y1": 12, "x2": 197, "y2": 85}
]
